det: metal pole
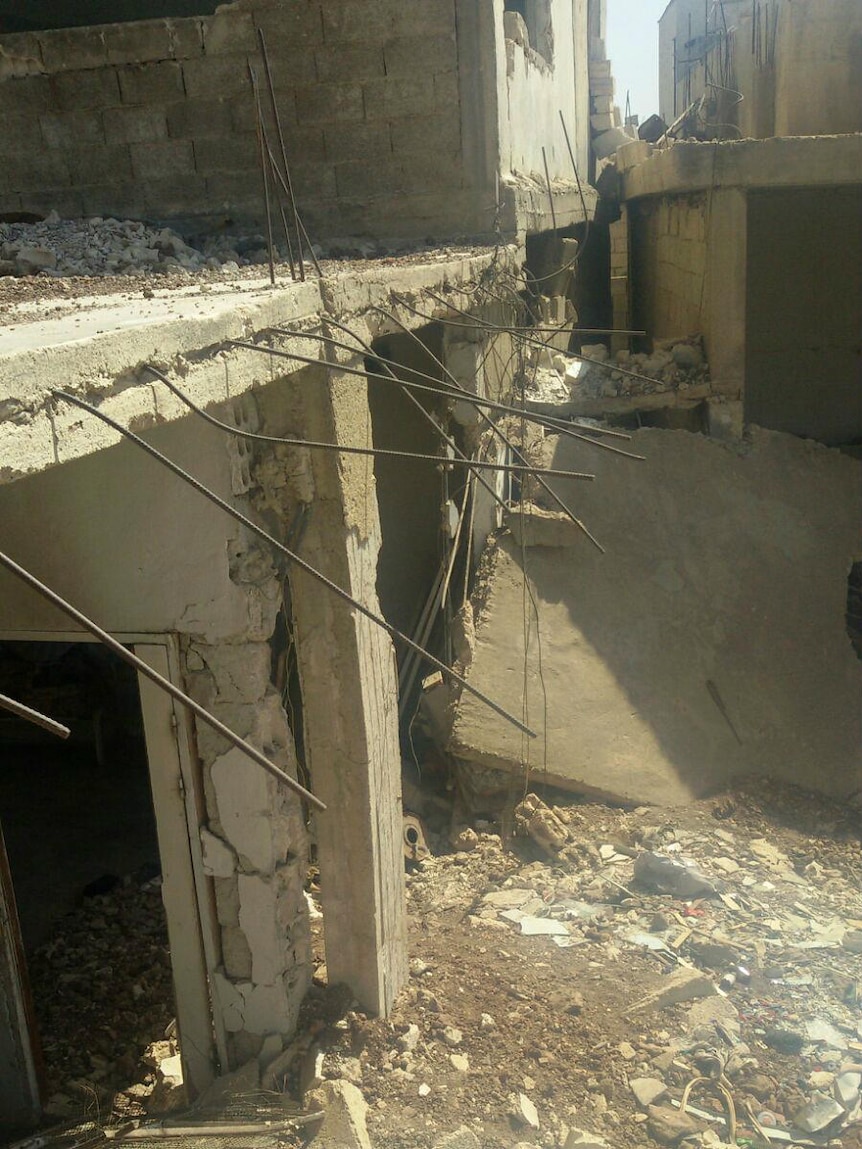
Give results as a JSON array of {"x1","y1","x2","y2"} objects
[{"x1": 0, "y1": 694, "x2": 70, "y2": 740}]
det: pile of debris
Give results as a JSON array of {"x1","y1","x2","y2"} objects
[
  {"x1": 0, "y1": 212, "x2": 270, "y2": 278},
  {"x1": 28, "y1": 868, "x2": 174, "y2": 1120},
  {"x1": 522, "y1": 337, "x2": 710, "y2": 416}
]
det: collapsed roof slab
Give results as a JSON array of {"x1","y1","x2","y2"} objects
[
  {"x1": 0, "y1": 246, "x2": 517, "y2": 483},
  {"x1": 451, "y1": 426, "x2": 862, "y2": 806}
]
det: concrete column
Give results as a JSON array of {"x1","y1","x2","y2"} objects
[
  {"x1": 283, "y1": 365, "x2": 408, "y2": 1016},
  {"x1": 704, "y1": 188, "x2": 747, "y2": 400}
]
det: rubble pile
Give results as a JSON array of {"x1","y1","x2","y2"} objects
[
  {"x1": 329, "y1": 778, "x2": 861, "y2": 1149},
  {"x1": 28, "y1": 870, "x2": 174, "y2": 1121},
  {"x1": 0, "y1": 211, "x2": 270, "y2": 278},
  {"x1": 523, "y1": 337, "x2": 710, "y2": 414}
]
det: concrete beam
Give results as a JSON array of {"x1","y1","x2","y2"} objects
[{"x1": 622, "y1": 135, "x2": 862, "y2": 202}]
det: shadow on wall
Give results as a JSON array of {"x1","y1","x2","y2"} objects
[{"x1": 452, "y1": 427, "x2": 862, "y2": 805}]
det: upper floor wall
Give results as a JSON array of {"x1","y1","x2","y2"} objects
[
  {"x1": 659, "y1": 0, "x2": 862, "y2": 139},
  {"x1": 0, "y1": 0, "x2": 595, "y2": 244}
]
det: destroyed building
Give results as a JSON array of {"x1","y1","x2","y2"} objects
[
  {"x1": 0, "y1": 0, "x2": 860, "y2": 1142},
  {"x1": 0, "y1": 0, "x2": 604, "y2": 1129}
]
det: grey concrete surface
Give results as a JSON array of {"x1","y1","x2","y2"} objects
[{"x1": 451, "y1": 427, "x2": 862, "y2": 805}]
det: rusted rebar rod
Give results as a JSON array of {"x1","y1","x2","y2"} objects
[
  {"x1": 258, "y1": 27, "x2": 305, "y2": 280},
  {"x1": 0, "y1": 551, "x2": 326, "y2": 810},
  {"x1": 50, "y1": 391, "x2": 538, "y2": 741},
  {"x1": 142, "y1": 365, "x2": 594, "y2": 480}
]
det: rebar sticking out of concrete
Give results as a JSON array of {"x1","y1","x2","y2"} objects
[
  {"x1": 0, "y1": 550, "x2": 326, "y2": 810},
  {"x1": 142, "y1": 365, "x2": 595, "y2": 481},
  {"x1": 0, "y1": 693, "x2": 71, "y2": 740},
  {"x1": 50, "y1": 390, "x2": 538, "y2": 741}
]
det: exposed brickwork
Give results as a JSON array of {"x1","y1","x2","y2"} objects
[
  {"x1": 631, "y1": 194, "x2": 709, "y2": 341},
  {"x1": 0, "y1": 0, "x2": 474, "y2": 240}
]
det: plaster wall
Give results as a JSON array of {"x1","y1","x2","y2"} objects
[
  {"x1": 500, "y1": 0, "x2": 590, "y2": 183},
  {"x1": 0, "y1": 406, "x2": 311, "y2": 1067},
  {"x1": 773, "y1": 0, "x2": 862, "y2": 137}
]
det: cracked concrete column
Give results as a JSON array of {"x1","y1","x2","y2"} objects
[{"x1": 266, "y1": 360, "x2": 408, "y2": 1016}]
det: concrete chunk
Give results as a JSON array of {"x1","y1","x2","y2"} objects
[
  {"x1": 625, "y1": 967, "x2": 716, "y2": 1015},
  {"x1": 307, "y1": 1080, "x2": 372, "y2": 1149}
]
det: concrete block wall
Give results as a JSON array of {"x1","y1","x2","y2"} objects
[
  {"x1": 0, "y1": 0, "x2": 475, "y2": 240},
  {"x1": 630, "y1": 193, "x2": 708, "y2": 343}
]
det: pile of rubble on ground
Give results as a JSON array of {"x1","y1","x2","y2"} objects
[
  {"x1": 28, "y1": 868, "x2": 174, "y2": 1121},
  {"x1": 522, "y1": 337, "x2": 710, "y2": 416},
  {"x1": 0, "y1": 211, "x2": 271, "y2": 278}
]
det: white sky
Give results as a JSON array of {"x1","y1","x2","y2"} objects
[{"x1": 605, "y1": 0, "x2": 669, "y2": 121}]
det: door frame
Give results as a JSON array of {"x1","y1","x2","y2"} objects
[{"x1": 0, "y1": 630, "x2": 221, "y2": 1126}]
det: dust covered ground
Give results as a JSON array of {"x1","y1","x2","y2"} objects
[{"x1": 22, "y1": 776, "x2": 862, "y2": 1149}]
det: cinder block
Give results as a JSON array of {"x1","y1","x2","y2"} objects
[
  {"x1": 40, "y1": 111, "x2": 106, "y2": 149},
  {"x1": 130, "y1": 138, "x2": 194, "y2": 179},
  {"x1": 166, "y1": 97, "x2": 235, "y2": 139},
  {"x1": 288, "y1": 161, "x2": 338, "y2": 200},
  {"x1": 323, "y1": 0, "x2": 454, "y2": 42},
  {"x1": 315, "y1": 43, "x2": 385, "y2": 83},
  {"x1": 79, "y1": 182, "x2": 148, "y2": 219},
  {"x1": 103, "y1": 105, "x2": 168, "y2": 145},
  {"x1": 166, "y1": 18, "x2": 204, "y2": 60},
  {"x1": 363, "y1": 74, "x2": 435, "y2": 120},
  {"x1": 0, "y1": 150, "x2": 71, "y2": 193},
  {"x1": 142, "y1": 173, "x2": 209, "y2": 215},
  {"x1": 18, "y1": 186, "x2": 85, "y2": 218},
  {"x1": 103, "y1": 20, "x2": 172, "y2": 65},
  {"x1": 590, "y1": 77, "x2": 615, "y2": 97},
  {"x1": 295, "y1": 82, "x2": 363, "y2": 124},
  {"x1": 118, "y1": 61, "x2": 184, "y2": 105},
  {"x1": 38, "y1": 26, "x2": 107, "y2": 72},
  {"x1": 383, "y1": 34, "x2": 456, "y2": 76},
  {"x1": 182, "y1": 55, "x2": 253, "y2": 100},
  {"x1": 324, "y1": 120, "x2": 392, "y2": 162},
  {"x1": 193, "y1": 132, "x2": 258, "y2": 174},
  {"x1": 1, "y1": 112, "x2": 45, "y2": 155},
  {"x1": 66, "y1": 144, "x2": 132, "y2": 184},
  {"x1": 0, "y1": 75, "x2": 53, "y2": 114},
  {"x1": 390, "y1": 113, "x2": 460, "y2": 157},
  {"x1": 0, "y1": 32, "x2": 44, "y2": 73},
  {"x1": 434, "y1": 70, "x2": 459, "y2": 105},
  {"x1": 50, "y1": 68, "x2": 121, "y2": 111},
  {"x1": 203, "y1": 10, "x2": 257, "y2": 55},
  {"x1": 253, "y1": 4, "x2": 324, "y2": 50}
]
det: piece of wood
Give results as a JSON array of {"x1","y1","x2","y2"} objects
[{"x1": 136, "y1": 644, "x2": 215, "y2": 1101}]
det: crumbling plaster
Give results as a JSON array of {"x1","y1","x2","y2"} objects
[{"x1": 0, "y1": 250, "x2": 520, "y2": 1063}]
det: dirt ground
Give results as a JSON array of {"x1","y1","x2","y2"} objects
[{"x1": 24, "y1": 774, "x2": 862, "y2": 1149}]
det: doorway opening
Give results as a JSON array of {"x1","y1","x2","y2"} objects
[{"x1": 0, "y1": 640, "x2": 174, "y2": 1122}]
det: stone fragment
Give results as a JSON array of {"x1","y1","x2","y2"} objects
[
  {"x1": 647, "y1": 1104, "x2": 704, "y2": 1144},
  {"x1": 563, "y1": 1128, "x2": 609, "y2": 1149},
  {"x1": 432, "y1": 1128, "x2": 481, "y2": 1149},
  {"x1": 399, "y1": 1024, "x2": 421, "y2": 1052},
  {"x1": 630, "y1": 1077, "x2": 668, "y2": 1107},
  {"x1": 511, "y1": 1092, "x2": 540, "y2": 1129},
  {"x1": 441, "y1": 1026, "x2": 463, "y2": 1047},
  {"x1": 15, "y1": 245, "x2": 57, "y2": 273},
  {"x1": 505, "y1": 504, "x2": 584, "y2": 548},
  {"x1": 147, "y1": 1053, "x2": 185, "y2": 1114},
  {"x1": 480, "y1": 1013, "x2": 497, "y2": 1030},
  {"x1": 633, "y1": 851, "x2": 718, "y2": 898},
  {"x1": 306, "y1": 1080, "x2": 372, "y2": 1149},
  {"x1": 793, "y1": 1091, "x2": 845, "y2": 1133},
  {"x1": 617, "y1": 1041, "x2": 637, "y2": 1060},
  {"x1": 763, "y1": 1026, "x2": 804, "y2": 1054},
  {"x1": 514, "y1": 793, "x2": 569, "y2": 854},
  {"x1": 625, "y1": 967, "x2": 716, "y2": 1014},
  {"x1": 449, "y1": 1053, "x2": 470, "y2": 1072},
  {"x1": 671, "y1": 343, "x2": 703, "y2": 370}
]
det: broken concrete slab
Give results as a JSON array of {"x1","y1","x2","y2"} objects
[
  {"x1": 504, "y1": 503, "x2": 585, "y2": 548},
  {"x1": 624, "y1": 967, "x2": 716, "y2": 1015},
  {"x1": 451, "y1": 428, "x2": 862, "y2": 805},
  {"x1": 307, "y1": 1080, "x2": 372, "y2": 1149}
]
